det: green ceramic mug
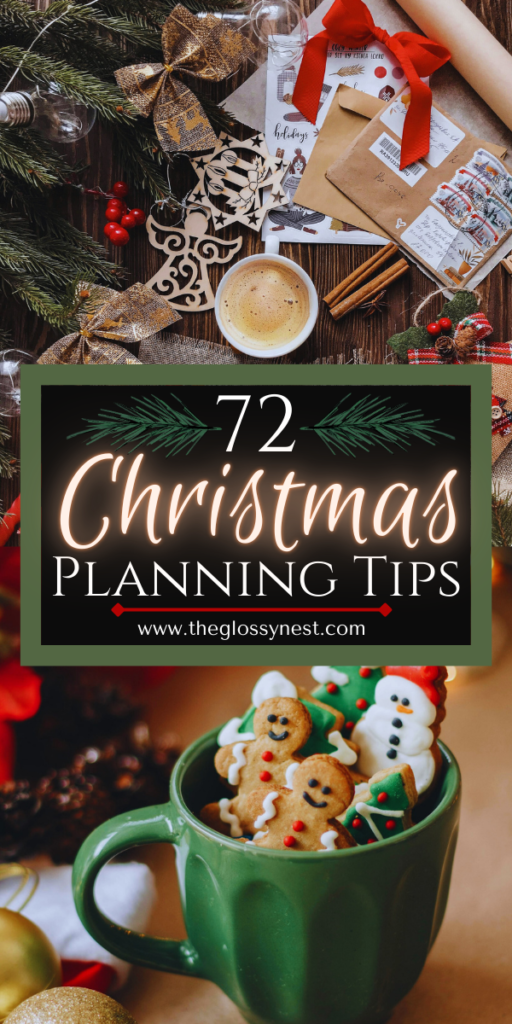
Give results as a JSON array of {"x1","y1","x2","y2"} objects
[{"x1": 73, "y1": 729, "x2": 461, "y2": 1024}]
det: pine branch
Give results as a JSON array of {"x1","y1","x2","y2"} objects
[
  {"x1": 110, "y1": 119, "x2": 170, "y2": 199},
  {"x1": 301, "y1": 394, "x2": 454, "y2": 457},
  {"x1": 0, "y1": 268, "x2": 78, "y2": 327},
  {"x1": 492, "y1": 484, "x2": 512, "y2": 547},
  {"x1": 69, "y1": 393, "x2": 222, "y2": 456}
]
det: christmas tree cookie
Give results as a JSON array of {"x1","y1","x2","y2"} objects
[
  {"x1": 311, "y1": 666, "x2": 384, "y2": 734},
  {"x1": 341, "y1": 764, "x2": 417, "y2": 845}
]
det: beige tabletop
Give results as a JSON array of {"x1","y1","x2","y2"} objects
[{"x1": 120, "y1": 568, "x2": 512, "y2": 1024}]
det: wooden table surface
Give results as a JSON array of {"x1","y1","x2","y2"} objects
[{"x1": 1, "y1": 0, "x2": 511, "y2": 519}]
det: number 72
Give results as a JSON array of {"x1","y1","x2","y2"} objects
[{"x1": 217, "y1": 394, "x2": 296, "y2": 452}]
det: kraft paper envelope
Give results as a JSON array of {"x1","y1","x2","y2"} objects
[{"x1": 295, "y1": 86, "x2": 389, "y2": 237}]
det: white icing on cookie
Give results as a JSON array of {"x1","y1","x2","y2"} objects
[
  {"x1": 354, "y1": 801, "x2": 405, "y2": 841},
  {"x1": 227, "y1": 742, "x2": 247, "y2": 786},
  {"x1": 285, "y1": 762, "x2": 300, "y2": 789},
  {"x1": 253, "y1": 830, "x2": 267, "y2": 841},
  {"x1": 311, "y1": 666, "x2": 350, "y2": 686},
  {"x1": 254, "y1": 791, "x2": 279, "y2": 830},
  {"x1": 251, "y1": 671, "x2": 298, "y2": 707},
  {"x1": 217, "y1": 718, "x2": 255, "y2": 746},
  {"x1": 219, "y1": 798, "x2": 243, "y2": 838},
  {"x1": 354, "y1": 782, "x2": 370, "y2": 797},
  {"x1": 320, "y1": 830, "x2": 338, "y2": 851},
  {"x1": 327, "y1": 730, "x2": 358, "y2": 766}
]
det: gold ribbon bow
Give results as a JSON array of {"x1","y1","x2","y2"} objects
[
  {"x1": 114, "y1": 5, "x2": 254, "y2": 154},
  {"x1": 37, "y1": 282, "x2": 182, "y2": 365}
]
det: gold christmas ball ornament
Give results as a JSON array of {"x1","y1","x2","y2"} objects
[
  {"x1": 0, "y1": 908, "x2": 61, "y2": 1020},
  {"x1": 4, "y1": 989, "x2": 139, "y2": 1024}
]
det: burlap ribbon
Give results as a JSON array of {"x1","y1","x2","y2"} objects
[
  {"x1": 115, "y1": 5, "x2": 254, "y2": 154},
  {"x1": 37, "y1": 282, "x2": 182, "y2": 365}
]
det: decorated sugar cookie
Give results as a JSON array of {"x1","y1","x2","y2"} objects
[
  {"x1": 218, "y1": 671, "x2": 358, "y2": 766},
  {"x1": 341, "y1": 764, "x2": 417, "y2": 845},
  {"x1": 248, "y1": 755, "x2": 356, "y2": 851},
  {"x1": 311, "y1": 666, "x2": 384, "y2": 733},
  {"x1": 351, "y1": 667, "x2": 448, "y2": 797}
]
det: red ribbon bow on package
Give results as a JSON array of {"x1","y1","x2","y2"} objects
[{"x1": 292, "y1": 0, "x2": 451, "y2": 169}]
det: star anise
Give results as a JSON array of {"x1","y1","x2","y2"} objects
[{"x1": 361, "y1": 290, "x2": 387, "y2": 317}]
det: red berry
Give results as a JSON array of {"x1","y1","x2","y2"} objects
[
  {"x1": 106, "y1": 197, "x2": 124, "y2": 209},
  {"x1": 385, "y1": 820, "x2": 396, "y2": 830},
  {"x1": 121, "y1": 212, "x2": 137, "y2": 229},
  {"x1": 377, "y1": 792, "x2": 388, "y2": 804},
  {"x1": 326, "y1": 682, "x2": 338, "y2": 694},
  {"x1": 426, "y1": 321, "x2": 442, "y2": 336},
  {"x1": 105, "y1": 205, "x2": 122, "y2": 222},
  {"x1": 130, "y1": 208, "x2": 146, "y2": 226},
  {"x1": 352, "y1": 817, "x2": 363, "y2": 829},
  {"x1": 438, "y1": 317, "x2": 452, "y2": 331},
  {"x1": 112, "y1": 180, "x2": 129, "y2": 198},
  {"x1": 259, "y1": 770, "x2": 271, "y2": 782},
  {"x1": 359, "y1": 667, "x2": 371, "y2": 679},
  {"x1": 109, "y1": 225, "x2": 130, "y2": 247},
  {"x1": 355, "y1": 698, "x2": 368, "y2": 710},
  {"x1": 283, "y1": 835, "x2": 296, "y2": 847},
  {"x1": 292, "y1": 820, "x2": 304, "y2": 832},
  {"x1": 104, "y1": 221, "x2": 119, "y2": 238},
  {"x1": 367, "y1": 838, "x2": 377, "y2": 844},
  {"x1": 345, "y1": 721, "x2": 354, "y2": 731},
  {"x1": 261, "y1": 751, "x2": 273, "y2": 762}
]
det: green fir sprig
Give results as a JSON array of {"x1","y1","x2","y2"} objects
[
  {"x1": 301, "y1": 394, "x2": 454, "y2": 457},
  {"x1": 492, "y1": 484, "x2": 512, "y2": 547},
  {"x1": 69, "y1": 393, "x2": 221, "y2": 456}
]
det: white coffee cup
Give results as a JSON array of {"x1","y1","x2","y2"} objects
[{"x1": 214, "y1": 237, "x2": 318, "y2": 359}]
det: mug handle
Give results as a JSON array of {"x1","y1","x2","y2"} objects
[{"x1": 72, "y1": 803, "x2": 203, "y2": 977}]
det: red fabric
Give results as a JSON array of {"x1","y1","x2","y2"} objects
[
  {"x1": 0, "y1": 719, "x2": 15, "y2": 784},
  {"x1": 0, "y1": 548, "x2": 20, "y2": 594},
  {"x1": 0, "y1": 495, "x2": 20, "y2": 547},
  {"x1": 0, "y1": 661, "x2": 42, "y2": 782},
  {"x1": 384, "y1": 666, "x2": 444, "y2": 705},
  {"x1": 292, "y1": 0, "x2": 450, "y2": 168},
  {"x1": 62, "y1": 959, "x2": 117, "y2": 993}
]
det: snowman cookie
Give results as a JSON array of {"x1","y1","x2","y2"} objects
[
  {"x1": 341, "y1": 764, "x2": 417, "y2": 845},
  {"x1": 247, "y1": 755, "x2": 356, "y2": 851},
  {"x1": 311, "y1": 666, "x2": 384, "y2": 734},
  {"x1": 201, "y1": 696, "x2": 313, "y2": 836},
  {"x1": 351, "y1": 667, "x2": 447, "y2": 798}
]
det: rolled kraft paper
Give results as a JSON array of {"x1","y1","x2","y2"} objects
[{"x1": 395, "y1": 0, "x2": 512, "y2": 134}]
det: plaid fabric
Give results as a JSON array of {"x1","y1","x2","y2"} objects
[
  {"x1": 493, "y1": 410, "x2": 512, "y2": 435},
  {"x1": 408, "y1": 341, "x2": 512, "y2": 364}
]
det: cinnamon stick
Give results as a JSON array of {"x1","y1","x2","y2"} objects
[
  {"x1": 331, "y1": 259, "x2": 409, "y2": 320},
  {"x1": 324, "y1": 242, "x2": 398, "y2": 307}
]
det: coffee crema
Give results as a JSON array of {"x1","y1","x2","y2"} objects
[{"x1": 220, "y1": 259, "x2": 310, "y2": 349}]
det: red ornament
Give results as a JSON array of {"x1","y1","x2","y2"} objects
[
  {"x1": 352, "y1": 817, "x2": 363, "y2": 829},
  {"x1": 359, "y1": 667, "x2": 372, "y2": 679},
  {"x1": 105, "y1": 205, "x2": 123, "y2": 222},
  {"x1": 104, "y1": 221, "x2": 119, "y2": 238},
  {"x1": 109, "y1": 225, "x2": 130, "y2": 247},
  {"x1": 367, "y1": 838, "x2": 377, "y2": 844},
  {"x1": 121, "y1": 212, "x2": 137, "y2": 229},
  {"x1": 292, "y1": 820, "x2": 304, "y2": 832},
  {"x1": 438, "y1": 317, "x2": 452, "y2": 331},
  {"x1": 426, "y1": 322, "x2": 442, "y2": 336},
  {"x1": 377, "y1": 792, "x2": 388, "y2": 804},
  {"x1": 283, "y1": 835, "x2": 296, "y2": 847},
  {"x1": 385, "y1": 820, "x2": 396, "y2": 830},
  {"x1": 326, "y1": 682, "x2": 338, "y2": 694},
  {"x1": 130, "y1": 208, "x2": 147, "y2": 226},
  {"x1": 261, "y1": 750, "x2": 273, "y2": 762},
  {"x1": 345, "y1": 721, "x2": 354, "y2": 731},
  {"x1": 259, "y1": 770, "x2": 271, "y2": 782},
  {"x1": 375, "y1": 66, "x2": 387, "y2": 78},
  {"x1": 355, "y1": 698, "x2": 368, "y2": 710},
  {"x1": 112, "y1": 180, "x2": 129, "y2": 198}
]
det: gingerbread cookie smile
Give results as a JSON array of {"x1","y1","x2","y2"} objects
[{"x1": 302, "y1": 792, "x2": 328, "y2": 808}]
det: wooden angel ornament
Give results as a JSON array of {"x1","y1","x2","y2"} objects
[{"x1": 145, "y1": 205, "x2": 243, "y2": 312}]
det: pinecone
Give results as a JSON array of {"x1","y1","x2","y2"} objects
[
  {"x1": 0, "y1": 780, "x2": 42, "y2": 860},
  {"x1": 453, "y1": 324, "x2": 477, "y2": 361},
  {"x1": 435, "y1": 336, "x2": 455, "y2": 361}
]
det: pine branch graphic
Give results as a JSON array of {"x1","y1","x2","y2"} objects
[
  {"x1": 330, "y1": 64, "x2": 365, "y2": 78},
  {"x1": 68, "y1": 393, "x2": 221, "y2": 456},
  {"x1": 301, "y1": 394, "x2": 454, "y2": 456}
]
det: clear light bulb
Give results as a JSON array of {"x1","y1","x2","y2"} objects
[
  {"x1": 0, "y1": 84, "x2": 96, "y2": 142},
  {"x1": 0, "y1": 349, "x2": 35, "y2": 417},
  {"x1": 249, "y1": 0, "x2": 308, "y2": 68}
]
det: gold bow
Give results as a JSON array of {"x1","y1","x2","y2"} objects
[
  {"x1": 114, "y1": 5, "x2": 254, "y2": 154},
  {"x1": 37, "y1": 282, "x2": 182, "y2": 365}
]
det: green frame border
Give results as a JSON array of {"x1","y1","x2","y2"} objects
[{"x1": 20, "y1": 363, "x2": 492, "y2": 666}]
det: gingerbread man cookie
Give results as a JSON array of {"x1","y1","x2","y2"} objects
[
  {"x1": 248, "y1": 755, "x2": 356, "y2": 851},
  {"x1": 341, "y1": 764, "x2": 417, "y2": 845},
  {"x1": 351, "y1": 667, "x2": 447, "y2": 798},
  {"x1": 200, "y1": 696, "x2": 312, "y2": 836}
]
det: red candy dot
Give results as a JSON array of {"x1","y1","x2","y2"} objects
[
  {"x1": 359, "y1": 668, "x2": 371, "y2": 679},
  {"x1": 326, "y1": 682, "x2": 338, "y2": 694},
  {"x1": 375, "y1": 66, "x2": 387, "y2": 78},
  {"x1": 292, "y1": 820, "x2": 304, "y2": 832},
  {"x1": 385, "y1": 820, "x2": 397, "y2": 830},
  {"x1": 377, "y1": 792, "x2": 388, "y2": 804},
  {"x1": 355, "y1": 698, "x2": 368, "y2": 710},
  {"x1": 260, "y1": 770, "x2": 271, "y2": 782},
  {"x1": 352, "y1": 817, "x2": 363, "y2": 829},
  {"x1": 345, "y1": 721, "x2": 355, "y2": 731},
  {"x1": 367, "y1": 838, "x2": 377, "y2": 844},
  {"x1": 261, "y1": 751, "x2": 273, "y2": 762},
  {"x1": 427, "y1": 321, "x2": 442, "y2": 336},
  {"x1": 283, "y1": 836, "x2": 296, "y2": 847},
  {"x1": 112, "y1": 180, "x2": 129, "y2": 198}
]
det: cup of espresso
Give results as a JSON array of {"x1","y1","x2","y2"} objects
[{"x1": 215, "y1": 243, "x2": 318, "y2": 358}]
